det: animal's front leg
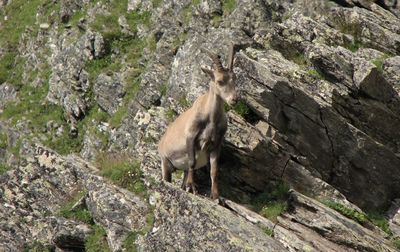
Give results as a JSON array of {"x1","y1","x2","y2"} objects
[
  {"x1": 186, "y1": 136, "x2": 197, "y2": 194},
  {"x1": 210, "y1": 150, "x2": 219, "y2": 200}
]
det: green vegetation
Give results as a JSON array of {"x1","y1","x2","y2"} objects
[
  {"x1": 393, "y1": 238, "x2": 400, "y2": 249},
  {"x1": 0, "y1": 163, "x2": 10, "y2": 175},
  {"x1": 338, "y1": 22, "x2": 363, "y2": 52},
  {"x1": 123, "y1": 231, "x2": 140, "y2": 252},
  {"x1": 181, "y1": 0, "x2": 201, "y2": 25},
  {"x1": 96, "y1": 154, "x2": 146, "y2": 195},
  {"x1": 232, "y1": 100, "x2": 250, "y2": 117},
  {"x1": 211, "y1": 14, "x2": 223, "y2": 27},
  {"x1": 165, "y1": 108, "x2": 178, "y2": 122},
  {"x1": 366, "y1": 211, "x2": 391, "y2": 235},
  {"x1": 0, "y1": 132, "x2": 7, "y2": 149},
  {"x1": 122, "y1": 211, "x2": 155, "y2": 251},
  {"x1": 178, "y1": 96, "x2": 191, "y2": 109},
  {"x1": 263, "y1": 227, "x2": 274, "y2": 237},
  {"x1": 222, "y1": 0, "x2": 236, "y2": 16},
  {"x1": 323, "y1": 201, "x2": 368, "y2": 224},
  {"x1": 371, "y1": 54, "x2": 390, "y2": 72},
  {"x1": 152, "y1": 0, "x2": 163, "y2": 8},
  {"x1": 85, "y1": 225, "x2": 111, "y2": 252},
  {"x1": 252, "y1": 181, "x2": 290, "y2": 222},
  {"x1": 58, "y1": 189, "x2": 93, "y2": 224},
  {"x1": 307, "y1": 68, "x2": 324, "y2": 80},
  {"x1": 23, "y1": 241, "x2": 52, "y2": 252}
]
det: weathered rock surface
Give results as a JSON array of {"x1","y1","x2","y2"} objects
[
  {"x1": 1, "y1": 0, "x2": 400, "y2": 250},
  {"x1": 94, "y1": 73, "x2": 125, "y2": 115}
]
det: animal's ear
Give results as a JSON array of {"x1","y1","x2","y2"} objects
[{"x1": 201, "y1": 67, "x2": 214, "y2": 80}]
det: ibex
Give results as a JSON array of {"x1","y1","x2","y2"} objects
[{"x1": 158, "y1": 44, "x2": 237, "y2": 200}]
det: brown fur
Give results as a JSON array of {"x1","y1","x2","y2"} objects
[{"x1": 158, "y1": 45, "x2": 236, "y2": 199}]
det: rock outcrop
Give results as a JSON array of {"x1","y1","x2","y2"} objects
[{"x1": 1, "y1": 0, "x2": 400, "y2": 251}]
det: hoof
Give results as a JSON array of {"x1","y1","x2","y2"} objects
[
  {"x1": 185, "y1": 183, "x2": 197, "y2": 195},
  {"x1": 213, "y1": 197, "x2": 226, "y2": 206}
]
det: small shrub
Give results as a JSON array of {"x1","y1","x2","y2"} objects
[
  {"x1": 232, "y1": 100, "x2": 250, "y2": 117},
  {"x1": 85, "y1": 225, "x2": 111, "y2": 252}
]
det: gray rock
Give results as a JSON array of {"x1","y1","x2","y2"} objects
[
  {"x1": 0, "y1": 83, "x2": 17, "y2": 111},
  {"x1": 137, "y1": 183, "x2": 286, "y2": 252},
  {"x1": 93, "y1": 73, "x2": 125, "y2": 115},
  {"x1": 47, "y1": 29, "x2": 105, "y2": 126},
  {"x1": 383, "y1": 56, "x2": 400, "y2": 95}
]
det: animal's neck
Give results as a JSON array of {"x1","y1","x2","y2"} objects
[{"x1": 206, "y1": 83, "x2": 224, "y2": 122}]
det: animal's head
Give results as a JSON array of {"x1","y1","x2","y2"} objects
[{"x1": 201, "y1": 44, "x2": 238, "y2": 106}]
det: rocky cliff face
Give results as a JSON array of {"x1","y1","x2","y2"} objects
[{"x1": 1, "y1": 0, "x2": 400, "y2": 251}]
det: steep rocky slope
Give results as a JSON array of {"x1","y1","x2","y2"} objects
[{"x1": 1, "y1": 0, "x2": 400, "y2": 251}]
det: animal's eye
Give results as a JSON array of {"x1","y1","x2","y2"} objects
[{"x1": 217, "y1": 80, "x2": 225, "y2": 85}]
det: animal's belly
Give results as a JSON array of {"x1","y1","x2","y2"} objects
[{"x1": 171, "y1": 150, "x2": 208, "y2": 170}]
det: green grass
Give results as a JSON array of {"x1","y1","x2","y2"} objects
[
  {"x1": 178, "y1": 96, "x2": 191, "y2": 109},
  {"x1": 263, "y1": 227, "x2": 274, "y2": 237},
  {"x1": 58, "y1": 189, "x2": 93, "y2": 224},
  {"x1": 323, "y1": 201, "x2": 368, "y2": 225},
  {"x1": 97, "y1": 154, "x2": 146, "y2": 195},
  {"x1": 371, "y1": 55, "x2": 390, "y2": 72},
  {"x1": 222, "y1": 0, "x2": 236, "y2": 16},
  {"x1": 367, "y1": 211, "x2": 391, "y2": 235},
  {"x1": 232, "y1": 100, "x2": 250, "y2": 117},
  {"x1": 0, "y1": 132, "x2": 7, "y2": 149},
  {"x1": 252, "y1": 181, "x2": 290, "y2": 222},
  {"x1": 165, "y1": 108, "x2": 177, "y2": 122},
  {"x1": 393, "y1": 238, "x2": 400, "y2": 249},
  {"x1": 181, "y1": 0, "x2": 201, "y2": 25},
  {"x1": 152, "y1": 0, "x2": 163, "y2": 8},
  {"x1": 307, "y1": 69, "x2": 324, "y2": 80},
  {"x1": 123, "y1": 231, "x2": 140, "y2": 252},
  {"x1": 212, "y1": 14, "x2": 223, "y2": 27},
  {"x1": 85, "y1": 225, "x2": 111, "y2": 252},
  {"x1": 0, "y1": 163, "x2": 10, "y2": 175},
  {"x1": 338, "y1": 22, "x2": 363, "y2": 52}
]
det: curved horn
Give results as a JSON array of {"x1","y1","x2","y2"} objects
[
  {"x1": 227, "y1": 43, "x2": 235, "y2": 71},
  {"x1": 201, "y1": 47, "x2": 224, "y2": 71}
]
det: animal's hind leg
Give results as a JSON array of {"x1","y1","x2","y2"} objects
[
  {"x1": 181, "y1": 170, "x2": 188, "y2": 189},
  {"x1": 161, "y1": 157, "x2": 172, "y2": 182}
]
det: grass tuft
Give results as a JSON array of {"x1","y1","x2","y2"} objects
[
  {"x1": 58, "y1": 189, "x2": 93, "y2": 225},
  {"x1": 222, "y1": 0, "x2": 236, "y2": 16},
  {"x1": 393, "y1": 238, "x2": 400, "y2": 249},
  {"x1": 323, "y1": 201, "x2": 367, "y2": 224},
  {"x1": 263, "y1": 227, "x2": 274, "y2": 237},
  {"x1": 0, "y1": 163, "x2": 10, "y2": 175},
  {"x1": 85, "y1": 225, "x2": 111, "y2": 252},
  {"x1": 251, "y1": 181, "x2": 290, "y2": 222},
  {"x1": 96, "y1": 154, "x2": 146, "y2": 195}
]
